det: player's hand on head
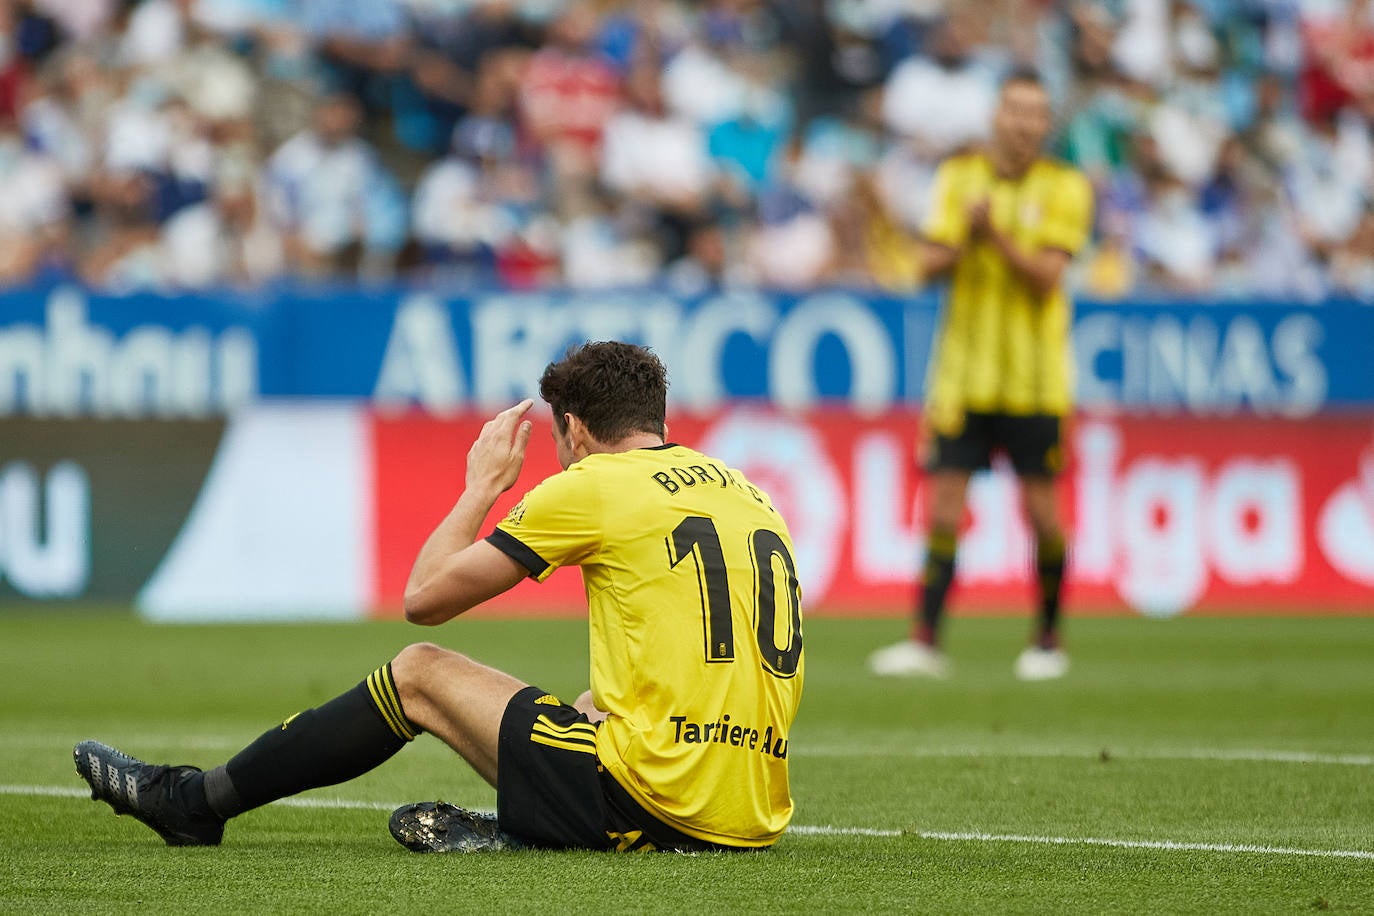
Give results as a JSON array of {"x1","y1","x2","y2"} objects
[{"x1": 466, "y1": 399, "x2": 535, "y2": 496}]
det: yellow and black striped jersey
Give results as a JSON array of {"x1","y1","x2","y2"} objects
[
  {"x1": 488, "y1": 444, "x2": 803, "y2": 847},
  {"x1": 922, "y1": 151, "x2": 1093, "y2": 430}
]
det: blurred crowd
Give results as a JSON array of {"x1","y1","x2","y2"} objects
[{"x1": 1, "y1": 0, "x2": 1373, "y2": 300}]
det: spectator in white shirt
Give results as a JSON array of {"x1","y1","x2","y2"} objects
[
  {"x1": 600, "y1": 55, "x2": 711, "y2": 264},
  {"x1": 412, "y1": 113, "x2": 524, "y2": 283},
  {"x1": 266, "y1": 92, "x2": 393, "y2": 275},
  {"x1": 881, "y1": 10, "x2": 998, "y2": 158},
  {"x1": 0, "y1": 121, "x2": 68, "y2": 282}
]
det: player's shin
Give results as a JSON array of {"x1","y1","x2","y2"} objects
[
  {"x1": 200, "y1": 663, "x2": 422, "y2": 818},
  {"x1": 1035, "y1": 533, "x2": 1066, "y2": 648},
  {"x1": 918, "y1": 527, "x2": 958, "y2": 646}
]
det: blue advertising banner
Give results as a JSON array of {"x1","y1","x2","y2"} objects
[
  {"x1": 0, "y1": 284, "x2": 282, "y2": 417},
  {"x1": 1, "y1": 283, "x2": 1370, "y2": 415}
]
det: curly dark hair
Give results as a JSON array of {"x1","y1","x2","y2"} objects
[{"x1": 538, "y1": 341, "x2": 668, "y2": 442}]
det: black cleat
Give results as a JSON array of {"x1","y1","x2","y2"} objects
[
  {"x1": 73, "y1": 740, "x2": 225, "y2": 846},
  {"x1": 389, "y1": 802, "x2": 524, "y2": 852}
]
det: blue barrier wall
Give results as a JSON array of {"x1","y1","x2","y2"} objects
[{"x1": 1, "y1": 283, "x2": 1370, "y2": 415}]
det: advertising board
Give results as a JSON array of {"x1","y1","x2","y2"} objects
[
  {"x1": 4, "y1": 285, "x2": 1371, "y2": 415},
  {"x1": 5, "y1": 407, "x2": 1369, "y2": 618},
  {"x1": 372, "y1": 409, "x2": 1374, "y2": 617}
]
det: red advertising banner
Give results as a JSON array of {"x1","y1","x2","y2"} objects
[
  {"x1": 372, "y1": 406, "x2": 598, "y2": 618},
  {"x1": 371, "y1": 409, "x2": 1374, "y2": 617}
]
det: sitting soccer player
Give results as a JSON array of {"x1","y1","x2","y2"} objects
[{"x1": 75, "y1": 341, "x2": 804, "y2": 852}]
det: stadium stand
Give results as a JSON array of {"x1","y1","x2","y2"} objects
[{"x1": 0, "y1": 0, "x2": 1371, "y2": 299}]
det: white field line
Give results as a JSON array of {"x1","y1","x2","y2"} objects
[
  {"x1": 792, "y1": 826, "x2": 1374, "y2": 861},
  {"x1": 791, "y1": 746, "x2": 1374, "y2": 766},
  {"x1": 9, "y1": 734, "x2": 1374, "y2": 767},
  {"x1": 5, "y1": 784, "x2": 1372, "y2": 862}
]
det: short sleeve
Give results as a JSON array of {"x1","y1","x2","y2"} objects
[
  {"x1": 1038, "y1": 169, "x2": 1093, "y2": 255},
  {"x1": 921, "y1": 158, "x2": 968, "y2": 250},
  {"x1": 487, "y1": 470, "x2": 601, "y2": 583}
]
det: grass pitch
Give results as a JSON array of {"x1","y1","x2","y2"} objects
[{"x1": 1, "y1": 612, "x2": 1371, "y2": 914}]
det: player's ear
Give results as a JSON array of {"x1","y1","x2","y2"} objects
[{"x1": 565, "y1": 413, "x2": 587, "y2": 450}]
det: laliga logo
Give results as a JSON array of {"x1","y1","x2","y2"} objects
[
  {"x1": 1074, "y1": 422, "x2": 1302, "y2": 617},
  {"x1": 1317, "y1": 448, "x2": 1374, "y2": 586}
]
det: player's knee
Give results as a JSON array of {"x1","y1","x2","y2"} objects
[
  {"x1": 1022, "y1": 498, "x2": 1060, "y2": 538},
  {"x1": 391, "y1": 642, "x2": 466, "y2": 696},
  {"x1": 928, "y1": 474, "x2": 970, "y2": 530}
]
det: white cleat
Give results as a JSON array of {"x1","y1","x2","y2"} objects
[
  {"x1": 868, "y1": 640, "x2": 951, "y2": 679},
  {"x1": 1014, "y1": 646, "x2": 1069, "y2": 681}
]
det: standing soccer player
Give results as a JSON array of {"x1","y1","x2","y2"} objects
[
  {"x1": 75, "y1": 342, "x2": 803, "y2": 852},
  {"x1": 869, "y1": 70, "x2": 1093, "y2": 681}
]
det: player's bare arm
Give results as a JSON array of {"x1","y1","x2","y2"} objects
[
  {"x1": 919, "y1": 239, "x2": 961, "y2": 279},
  {"x1": 404, "y1": 399, "x2": 536, "y2": 625},
  {"x1": 968, "y1": 199, "x2": 1071, "y2": 296}
]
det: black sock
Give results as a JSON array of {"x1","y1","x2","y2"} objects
[
  {"x1": 200, "y1": 663, "x2": 421, "y2": 819},
  {"x1": 918, "y1": 526, "x2": 958, "y2": 646},
  {"x1": 1035, "y1": 533, "x2": 1066, "y2": 648}
]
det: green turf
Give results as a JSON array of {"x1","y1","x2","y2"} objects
[{"x1": 1, "y1": 612, "x2": 1372, "y2": 914}]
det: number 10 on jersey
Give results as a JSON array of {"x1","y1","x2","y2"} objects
[{"x1": 667, "y1": 516, "x2": 802, "y2": 678}]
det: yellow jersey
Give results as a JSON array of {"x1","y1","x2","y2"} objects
[
  {"x1": 488, "y1": 444, "x2": 804, "y2": 847},
  {"x1": 922, "y1": 151, "x2": 1093, "y2": 429}
]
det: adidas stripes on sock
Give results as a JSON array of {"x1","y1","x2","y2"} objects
[{"x1": 918, "y1": 526, "x2": 958, "y2": 646}]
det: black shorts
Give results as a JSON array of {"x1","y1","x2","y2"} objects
[
  {"x1": 496, "y1": 686, "x2": 744, "y2": 853},
  {"x1": 926, "y1": 411, "x2": 1065, "y2": 476}
]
